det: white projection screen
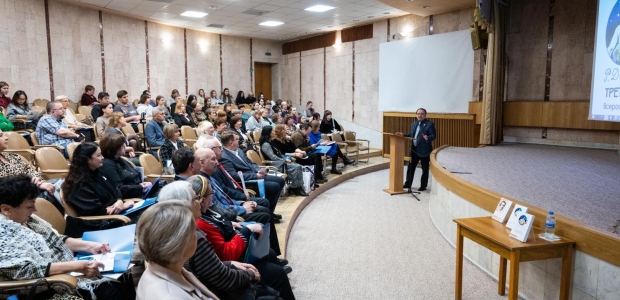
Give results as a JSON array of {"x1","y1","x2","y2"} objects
[
  {"x1": 378, "y1": 30, "x2": 474, "y2": 113},
  {"x1": 590, "y1": 0, "x2": 620, "y2": 121}
]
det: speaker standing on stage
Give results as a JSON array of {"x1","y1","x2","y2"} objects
[{"x1": 395, "y1": 108, "x2": 436, "y2": 191}]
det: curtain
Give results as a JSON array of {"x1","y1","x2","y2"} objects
[{"x1": 479, "y1": 1, "x2": 508, "y2": 145}]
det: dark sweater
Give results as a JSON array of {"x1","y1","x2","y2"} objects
[
  {"x1": 320, "y1": 119, "x2": 342, "y2": 134},
  {"x1": 66, "y1": 169, "x2": 122, "y2": 216},
  {"x1": 99, "y1": 157, "x2": 144, "y2": 198}
]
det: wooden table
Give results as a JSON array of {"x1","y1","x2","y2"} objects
[{"x1": 454, "y1": 217, "x2": 575, "y2": 300}]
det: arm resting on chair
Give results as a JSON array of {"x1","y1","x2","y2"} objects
[
  {"x1": 78, "y1": 215, "x2": 131, "y2": 223},
  {"x1": 0, "y1": 274, "x2": 78, "y2": 291}
]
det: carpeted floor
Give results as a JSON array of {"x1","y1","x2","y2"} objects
[
  {"x1": 287, "y1": 169, "x2": 505, "y2": 300},
  {"x1": 436, "y1": 143, "x2": 620, "y2": 232}
]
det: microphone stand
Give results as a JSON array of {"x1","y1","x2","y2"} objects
[{"x1": 408, "y1": 188, "x2": 420, "y2": 201}]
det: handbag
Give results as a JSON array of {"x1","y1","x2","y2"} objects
[
  {"x1": 14, "y1": 278, "x2": 81, "y2": 300},
  {"x1": 301, "y1": 165, "x2": 315, "y2": 194}
]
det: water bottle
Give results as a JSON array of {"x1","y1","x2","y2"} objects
[{"x1": 545, "y1": 211, "x2": 556, "y2": 239}]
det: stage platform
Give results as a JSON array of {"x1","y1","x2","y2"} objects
[{"x1": 429, "y1": 143, "x2": 620, "y2": 300}]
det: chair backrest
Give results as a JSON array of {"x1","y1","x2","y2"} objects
[
  {"x1": 344, "y1": 131, "x2": 356, "y2": 141},
  {"x1": 121, "y1": 156, "x2": 137, "y2": 168},
  {"x1": 252, "y1": 130, "x2": 262, "y2": 145},
  {"x1": 139, "y1": 153, "x2": 163, "y2": 175},
  {"x1": 31, "y1": 105, "x2": 45, "y2": 111},
  {"x1": 33, "y1": 99, "x2": 49, "y2": 107},
  {"x1": 133, "y1": 99, "x2": 139, "y2": 108},
  {"x1": 93, "y1": 123, "x2": 100, "y2": 139},
  {"x1": 66, "y1": 142, "x2": 81, "y2": 161},
  {"x1": 331, "y1": 133, "x2": 344, "y2": 142},
  {"x1": 74, "y1": 114, "x2": 85, "y2": 121},
  {"x1": 7, "y1": 132, "x2": 31, "y2": 150},
  {"x1": 58, "y1": 190, "x2": 80, "y2": 218},
  {"x1": 36, "y1": 147, "x2": 69, "y2": 173},
  {"x1": 78, "y1": 106, "x2": 92, "y2": 116},
  {"x1": 68, "y1": 100, "x2": 78, "y2": 112},
  {"x1": 321, "y1": 134, "x2": 329, "y2": 141},
  {"x1": 231, "y1": 104, "x2": 238, "y2": 110},
  {"x1": 34, "y1": 198, "x2": 66, "y2": 234},
  {"x1": 181, "y1": 126, "x2": 197, "y2": 139},
  {"x1": 30, "y1": 133, "x2": 41, "y2": 146},
  {"x1": 246, "y1": 150, "x2": 262, "y2": 165},
  {"x1": 121, "y1": 123, "x2": 136, "y2": 135}
]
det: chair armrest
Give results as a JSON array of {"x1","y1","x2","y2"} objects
[
  {"x1": 33, "y1": 145, "x2": 66, "y2": 151},
  {"x1": 40, "y1": 170, "x2": 69, "y2": 179},
  {"x1": 79, "y1": 215, "x2": 131, "y2": 223},
  {"x1": 9, "y1": 118, "x2": 26, "y2": 124},
  {"x1": 0, "y1": 274, "x2": 78, "y2": 291},
  {"x1": 146, "y1": 174, "x2": 175, "y2": 183}
]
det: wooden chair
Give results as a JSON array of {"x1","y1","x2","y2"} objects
[
  {"x1": 30, "y1": 133, "x2": 66, "y2": 151},
  {"x1": 4, "y1": 132, "x2": 37, "y2": 166},
  {"x1": 344, "y1": 131, "x2": 370, "y2": 163},
  {"x1": 35, "y1": 147, "x2": 69, "y2": 180},
  {"x1": 67, "y1": 100, "x2": 78, "y2": 113},
  {"x1": 66, "y1": 142, "x2": 81, "y2": 162},
  {"x1": 181, "y1": 126, "x2": 198, "y2": 147},
  {"x1": 31, "y1": 105, "x2": 45, "y2": 111},
  {"x1": 330, "y1": 132, "x2": 355, "y2": 162},
  {"x1": 61, "y1": 192, "x2": 132, "y2": 223},
  {"x1": 78, "y1": 105, "x2": 92, "y2": 117},
  {"x1": 252, "y1": 130, "x2": 262, "y2": 147},
  {"x1": 133, "y1": 99, "x2": 139, "y2": 108},
  {"x1": 139, "y1": 153, "x2": 174, "y2": 182},
  {"x1": 33, "y1": 98, "x2": 49, "y2": 107}
]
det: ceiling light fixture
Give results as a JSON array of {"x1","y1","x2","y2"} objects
[
  {"x1": 208, "y1": 6, "x2": 217, "y2": 10},
  {"x1": 305, "y1": 5, "x2": 336, "y2": 12},
  {"x1": 181, "y1": 11, "x2": 208, "y2": 18},
  {"x1": 384, "y1": 12, "x2": 390, "y2": 15},
  {"x1": 367, "y1": 16, "x2": 374, "y2": 18},
  {"x1": 259, "y1": 21, "x2": 284, "y2": 26}
]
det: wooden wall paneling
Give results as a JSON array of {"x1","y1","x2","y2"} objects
[
  {"x1": 341, "y1": 24, "x2": 374, "y2": 43},
  {"x1": 503, "y1": 101, "x2": 543, "y2": 127},
  {"x1": 468, "y1": 101, "x2": 482, "y2": 125},
  {"x1": 282, "y1": 32, "x2": 336, "y2": 55},
  {"x1": 541, "y1": 102, "x2": 574, "y2": 128},
  {"x1": 430, "y1": 147, "x2": 620, "y2": 268}
]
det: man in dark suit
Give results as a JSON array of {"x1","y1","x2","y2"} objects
[
  {"x1": 396, "y1": 108, "x2": 436, "y2": 191},
  {"x1": 219, "y1": 131, "x2": 285, "y2": 206}
]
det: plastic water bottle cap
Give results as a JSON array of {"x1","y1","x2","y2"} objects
[{"x1": 549, "y1": 211, "x2": 554, "y2": 215}]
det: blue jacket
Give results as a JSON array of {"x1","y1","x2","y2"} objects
[
  {"x1": 201, "y1": 173, "x2": 247, "y2": 216},
  {"x1": 404, "y1": 119, "x2": 436, "y2": 157},
  {"x1": 145, "y1": 120, "x2": 165, "y2": 147}
]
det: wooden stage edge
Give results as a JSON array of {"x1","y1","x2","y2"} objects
[{"x1": 430, "y1": 145, "x2": 620, "y2": 268}]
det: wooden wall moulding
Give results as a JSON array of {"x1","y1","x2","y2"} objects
[
  {"x1": 282, "y1": 32, "x2": 336, "y2": 55},
  {"x1": 430, "y1": 146, "x2": 620, "y2": 268},
  {"x1": 341, "y1": 24, "x2": 373, "y2": 43},
  {"x1": 382, "y1": 112, "x2": 478, "y2": 159},
  {"x1": 503, "y1": 101, "x2": 620, "y2": 131}
]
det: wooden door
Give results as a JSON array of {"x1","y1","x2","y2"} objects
[{"x1": 254, "y1": 62, "x2": 272, "y2": 100}]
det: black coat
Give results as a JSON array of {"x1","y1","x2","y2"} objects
[
  {"x1": 99, "y1": 157, "x2": 144, "y2": 198},
  {"x1": 66, "y1": 169, "x2": 122, "y2": 216}
]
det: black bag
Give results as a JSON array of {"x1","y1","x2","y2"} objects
[
  {"x1": 64, "y1": 216, "x2": 126, "y2": 238},
  {"x1": 252, "y1": 283, "x2": 283, "y2": 300}
]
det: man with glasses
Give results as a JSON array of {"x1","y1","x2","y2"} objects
[{"x1": 35, "y1": 102, "x2": 82, "y2": 158}]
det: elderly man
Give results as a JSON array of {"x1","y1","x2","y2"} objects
[
  {"x1": 204, "y1": 137, "x2": 281, "y2": 221},
  {"x1": 35, "y1": 102, "x2": 82, "y2": 158},
  {"x1": 196, "y1": 148, "x2": 282, "y2": 256},
  {"x1": 145, "y1": 107, "x2": 166, "y2": 155},
  {"x1": 55, "y1": 95, "x2": 89, "y2": 131},
  {"x1": 218, "y1": 131, "x2": 285, "y2": 207}
]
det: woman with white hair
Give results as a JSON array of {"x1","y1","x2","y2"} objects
[
  {"x1": 195, "y1": 121, "x2": 215, "y2": 149},
  {"x1": 136, "y1": 201, "x2": 219, "y2": 300}
]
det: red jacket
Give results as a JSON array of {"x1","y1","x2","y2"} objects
[
  {"x1": 0, "y1": 95, "x2": 10, "y2": 109},
  {"x1": 196, "y1": 218, "x2": 248, "y2": 261},
  {"x1": 80, "y1": 93, "x2": 97, "y2": 106}
]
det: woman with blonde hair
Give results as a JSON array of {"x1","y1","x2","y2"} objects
[
  {"x1": 136, "y1": 201, "x2": 219, "y2": 300},
  {"x1": 195, "y1": 121, "x2": 215, "y2": 149},
  {"x1": 159, "y1": 123, "x2": 186, "y2": 162},
  {"x1": 104, "y1": 112, "x2": 139, "y2": 155},
  {"x1": 174, "y1": 102, "x2": 195, "y2": 127}
]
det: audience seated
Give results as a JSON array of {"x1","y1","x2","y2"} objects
[
  {"x1": 290, "y1": 107, "x2": 299, "y2": 124},
  {"x1": 95, "y1": 102, "x2": 115, "y2": 136},
  {"x1": 220, "y1": 88, "x2": 233, "y2": 104},
  {"x1": 208, "y1": 89, "x2": 218, "y2": 107},
  {"x1": 197, "y1": 89, "x2": 206, "y2": 106},
  {"x1": 61, "y1": 143, "x2": 137, "y2": 220},
  {"x1": 205, "y1": 108, "x2": 217, "y2": 123},
  {"x1": 320, "y1": 110, "x2": 343, "y2": 134},
  {"x1": 312, "y1": 112, "x2": 320, "y2": 122},
  {"x1": 245, "y1": 91, "x2": 256, "y2": 105},
  {"x1": 166, "y1": 89, "x2": 179, "y2": 107},
  {"x1": 172, "y1": 147, "x2": 203, "y2": 181},
  {"x1": 136, "y1": 201, "x2": 219, "y2": 300},
  {"x1": 136, "y1": 93, "x2": 153, "y2": 120},
  {"x1": 7, "y1": 90, "x2": 39, "y2": 129},
  {"x1": 261, "y1": 109, "x2": 273, "y2": 127},
  {"x1": 99, "y1": 134, "x2": 150, "y2": 199},
  {"x1": 271, "y1": 114, "x2": 282, "y2": 125},
  {"x1": 280, "y1": 101, "x2": 290, "y2": 117},
  {"x1": 235, "y1": 90, "x2": 246, "y2": 105},
  {"x1": 80, "y1": 85, "x2": 98, "y2": 106},
  {"x1": 113, "y1": 90, "x2": 140, "y2": 132},
  {"x1": 232, "y1": 109, "x2": 247, "y2": 131},
  {"x1": 185, "y1": 176, "x2": 296, "y2": 300},
  {"x1": 223, "y1": 103, "x2": 233, "y2": 122},
  {"x1": 249, "y1": 102, "x2": 260, "y2": 117},
  {"x1": 90, "y1": 91, "x2": 110, "y2": 121},
  {"x1": 145, "y1": 107, "x2": 167, "y2": 153},
  {"x1": 0, "y1": 81, "x2": 10, "y2": 109},
  {"x1": 228, "y1": 116, "x2": 251, "y2": 152},
  {"x1": 213, "y1": 119, "x2": 227, "y2": 141},
  {"x1": 272, "y1": 124, "x2": 325, "y2": 184},
  {"x1": 35, "y1": 102, "x2": 81, "y2": 158},
  {"x1": 195, "y1": 121, "x2": 215, "y2": 149},
  {"x1": 57, "y1": 95, "x2": 90, "y2": 130},
  {"x1": 245, "y1": 110, "x2": 263, "y2": 133},
  {"x1": 174, "y1": 102, "x2": 195, "y2": 128},
  {"x1": 159, "y1": 123, "x2": 186, "y2": 163},
  {"x1": 104, "y1": 112, "x2": 139, "y2": 155},
  {"x1": 259, "y1": 126, "x2": 307, "y2": 196},
  {"x1": 154, "y1": 95, "x2": 173, "y2": 123},
  {"x1": 283, "y1": 115, "x2": 295, "y2": 135},
  {"x1": 195, "y1": 148, "x2": 282, "y2": 256},
  {"x1": 302, "y1": 101, "x2": 315, "y2": 118},
  {"x1": 190, "y1": 100, "x2": 207, "y2": 125},
  {"x1": 264, "y1": 102, "x2": 274, "y2": 118},
  {"x1": 186, "y1": 95, "x2": 197, "y2": 115},
  {"x1": 0, "y1": 129, "x2": 63, "y2": 211},
  {"x1": 0, "y1": 110, "x2": 14, "y2": 131},
  {"x1": 308, "y1": 120, "x2": 354, "y2": 175},
  {"x1": 0, "y1": 174, "x2": 132, "y2": 300}
]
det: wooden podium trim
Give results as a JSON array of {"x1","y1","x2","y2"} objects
[{"x1": 430, "y1": 146, "x2": 620, "y2": 268}]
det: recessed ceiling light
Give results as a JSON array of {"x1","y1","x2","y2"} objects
[
  {"x1": 352, "y1": 19, "x2": 359, "y2": 22},
  {"x1": 315, "y1": 29, "x2": 321, "y2": 31},
  {"x1": 305, "y1": 5, "x2": 336, "y2": 12},
  {"x1": 340, "y1": 23, "x2": 346, "y2": 25},
  {"x1": 405, "y1": 0, "x2": 414, "y2": 2},
  {"x1": 181, "y1": 11, "x2": 208, "y2": 18},
  {"x1": 327, "y1": 25, "x2": 333, "y2": 28},
  {"x1": 367, "y1": 16, "x2": 374, "y2": 18},
  {"x1": 383, "y1": 12, "x2": 390, "y2": 15},
  {"x1": 208, "y1": 6, "x2": 217, "y2": 10},
  {"x1": 259, "y1": 21, "x2": 284, "y2": 26}
]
